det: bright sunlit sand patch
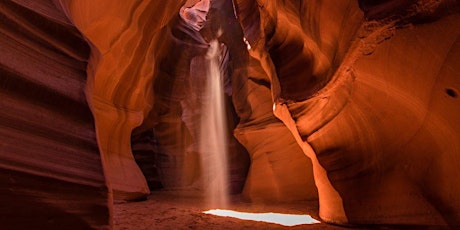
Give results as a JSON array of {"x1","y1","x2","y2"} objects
[{"x1": 203, "y1": 209, "x2": 321, "y2": 226}]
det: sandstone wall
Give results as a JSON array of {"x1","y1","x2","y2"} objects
[
  {"x1": 0, "y1": 0, "x2": 109, "y2": 228},
  {"x1": 235, "y1": 0, "x2": 460, "y2": 226},
  {"x1": 60, "y1": 0, "x2": 185, "y2": 201},
  {"x1": 2, "y1": 0, "x2": 459, "y2": 228}
]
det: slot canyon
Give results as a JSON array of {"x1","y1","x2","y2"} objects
[{"x1": 0, "y1": 0, "x2": 459, "y2": 229}]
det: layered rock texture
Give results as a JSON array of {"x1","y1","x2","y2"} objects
[
  {"x1": 1, "y1": 0, "x2": 459, "y2": 228},
  {"x1": 0, "y1": 0, "x2": 109, "y2": 229},
  {"x1": 236, "y1": 0, "x2": 460, "y2": 226}
]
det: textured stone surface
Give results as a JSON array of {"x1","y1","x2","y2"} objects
[
  {"x1": 232, "y1": 49, "x2": 318, "y2": 202},
  {"x1": 147, "y1": 0, "x2": 317, "y2": 201},
  {"x1": 61, "y1": 0, "x2": 185, "y2": 201},
  {"x1": 236, "y1": 0, "x2": 460, "y2": 227},
  {"x1": 131, "y1": 130, "x2": 163, "y2": 191},
  {"x1": 2, "y1": 0, "x2": 460, "y2": 228},
  {"x1": 0, "y1": 0, "x2": 109, "y2": 228}
]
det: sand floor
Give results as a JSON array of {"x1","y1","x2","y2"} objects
[{"x1": 113, "y1": 190, "x2": 353, "y2": 230}]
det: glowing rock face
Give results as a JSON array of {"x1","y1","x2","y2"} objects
[
  {"x1": 2, "y1": 0, "x2": 460, "y2": 228},
  {"x1": 235, "y1": 0, "x2": 460, "y2": 226},
  {"x1": 62, "y1": 1, "x2": 185, "y2": 201},
  {"x1": 180, "y1": 0, "x2": 211, "y2": 31}
]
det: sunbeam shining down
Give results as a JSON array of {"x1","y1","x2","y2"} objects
[
  {"x1": 203, "y1": 209, "x2": 320, "y2": 226},
  {"x1": 199, "y1": 38, "x2": 229, "y2": 208}
]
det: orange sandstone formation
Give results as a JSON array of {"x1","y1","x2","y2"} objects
[
  {"x1": 0, "y1": 0, "x2": 459, "y2": 228},
  {"x1": 235, "y1": 0, "x2": 459, "y2": 226}
]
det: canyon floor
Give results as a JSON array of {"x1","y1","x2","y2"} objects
[{"x1": 114, "y1": 190, "x2": 357, "y2": 230}]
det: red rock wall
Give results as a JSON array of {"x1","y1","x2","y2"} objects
[
  {"x1": 0, "y1": 0, "x2": 109, "y2": 229},
  {"x1": 236, "y1": 0, "x2": 460, "y2": 227},
  {"x1": 144, "y1": 0, "x2": 315, "y2": 201},
  {"x1": 2, "y1": 0, "x2": 459, "y2": 228},
  {"x1": 60, "y1": 0, "x2": 186, "y2": 201}
]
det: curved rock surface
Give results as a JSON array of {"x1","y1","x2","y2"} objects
[
  {"x1": 236, "y1": 0, "x2": 459, "y2": 226},
  {"x1": 1, "y1": 0, "x2": 459, "y2": 228},
  {"x1": 0, "y1": 0, "x2": 109, "y2": 229},
  {"x1": 60, "y1": 0, "x2": 185, "y2": 201}
]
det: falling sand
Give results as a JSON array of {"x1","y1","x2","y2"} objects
[{"x1": 199, "y1": 39, "x2": 229, "y2": 208}]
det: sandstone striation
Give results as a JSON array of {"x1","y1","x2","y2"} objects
[
  {"x1": 60, "y1": 0, "x2": 185, "y2": 201},
  {"x1": 1, "y1": 0, "x2": 459, "y2": 228},
  {"x1": 235, "y1": 0, "x2": 460, "y2": 226},
  {"x1": 0, "y1": 0, "x2": 109, "y2": 228}
]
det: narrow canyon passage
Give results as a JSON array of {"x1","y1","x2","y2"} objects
[{"x1": 0, "y1": 0, "x2": 459, "y2": 229}]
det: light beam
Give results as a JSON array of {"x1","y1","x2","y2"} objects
[{"x1": 203, "y1": 209, "x2": 321, "y2": 226}]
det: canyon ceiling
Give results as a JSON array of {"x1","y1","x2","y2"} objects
[{"x1": 0, "y1": 0, "x2": 459, "y2": 229}]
